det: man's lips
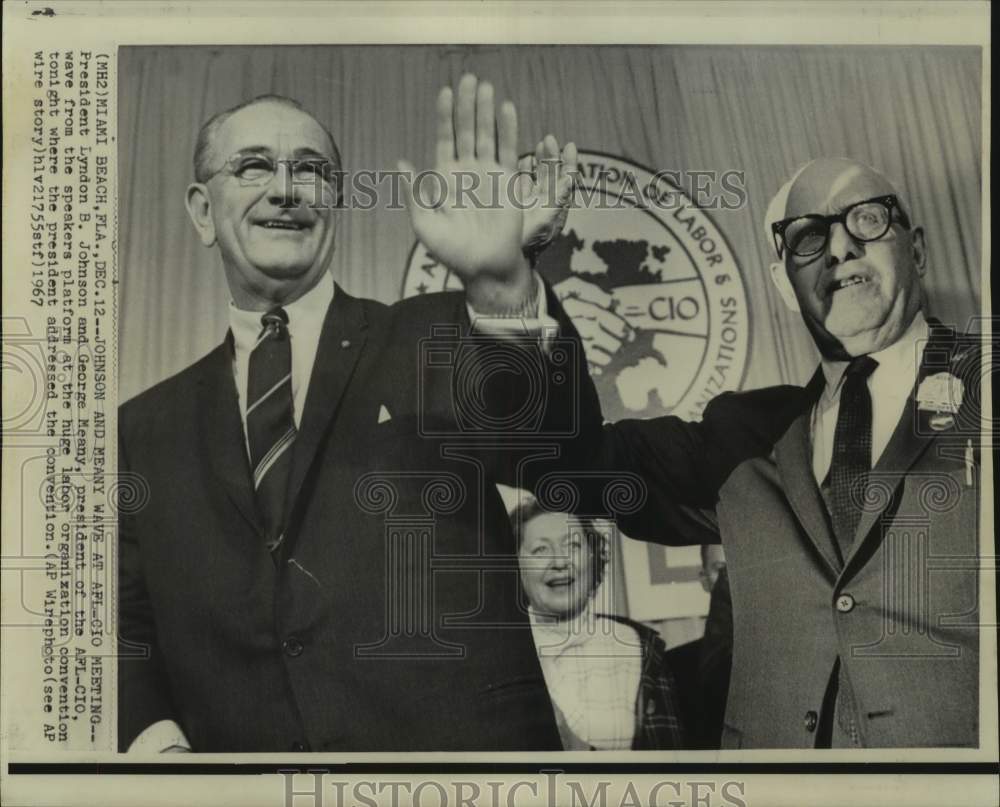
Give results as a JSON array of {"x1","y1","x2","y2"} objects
[
  {"x1": 253, "y1": 218, "x2": 312, "y2": 231},
  {"x1": 826, "y1": 274, "x2": 871, "y2": 295}
]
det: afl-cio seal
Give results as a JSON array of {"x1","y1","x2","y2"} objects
[{"x1": 402, "y1": 151, "x2": 750, "y2": 422}]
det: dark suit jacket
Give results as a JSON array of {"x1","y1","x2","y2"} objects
[
  {"x1": 664, "y1": 569, "x2": 733, "y2": 750},
  {"x1": 568, "y1": 323, "x2": 981, "y2": 748},
  {"x1": 118, "y1": 286, "x2": 569, "y2": 752}
]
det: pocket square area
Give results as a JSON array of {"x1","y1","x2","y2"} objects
[{"x1": 378, "y1": 405, "x2": 392, "y2": 424}]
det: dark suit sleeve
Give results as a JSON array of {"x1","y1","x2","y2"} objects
[
  {"x1": 387, "y1": 284, "x2": 723, "y2": 546},
  {"x1": 587, "y1": 414, "x2": 725, "y2": 545},
  {"x1": 117, "y1": 413, "x2": 179, "y2": 750},
  {"x1": 498, "y1": 287, "x2": 721, "y2": 545}
]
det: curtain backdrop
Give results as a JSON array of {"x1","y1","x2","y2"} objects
[{"x1": 118, "y1": 45, "x2": 982, "y2": 402}]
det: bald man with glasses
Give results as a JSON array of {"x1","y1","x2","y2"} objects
[{"x1": 555, "y1": 157, "x2": 982, "y2": 748}]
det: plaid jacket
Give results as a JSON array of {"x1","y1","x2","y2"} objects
[{"x1": 604, "y1": 615, "x2": 689, "y2": 749}]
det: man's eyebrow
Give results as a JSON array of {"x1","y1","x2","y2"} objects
[
  {"x1": 230, "y1": 146, "x2": 333, "y2": 161},
  {"x1": 292, "y1": 147, "x2": 334, "y2": 161}
]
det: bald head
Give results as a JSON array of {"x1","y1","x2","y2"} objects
[
  {"x1": 785, "y1": 158, "x2": 901, "y2": 222},
  {"x1": 767, "y1": 157, "x2": 926, "y2": 359}
]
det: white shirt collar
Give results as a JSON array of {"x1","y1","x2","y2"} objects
[
  {"x1": 528, "y1": 603, "x2": 641, "y2": 656},
  {"x1": 228, "y1": 271, "x2": 335, "y2": 350}
]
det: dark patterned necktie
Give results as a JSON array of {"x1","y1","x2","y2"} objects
[
  {"x1": 829, "y1": 355, "x2": 879, "y2": 560},
  {"x1": 246, "y1": 307, "x2": 296, "y2": 556}
]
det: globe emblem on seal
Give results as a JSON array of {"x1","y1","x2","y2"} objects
[{"x1": 402, "y1": 151, "x2": 750, "y2": 422}]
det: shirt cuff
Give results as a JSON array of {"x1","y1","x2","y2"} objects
[
  {"x1": 126, "y1": 719, "x2": 192, "y2": 753},
  {"x1": 466, "y1": 272, "x2": 559, "y2": 340}
]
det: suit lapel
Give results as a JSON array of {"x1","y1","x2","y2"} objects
[
  {"x1": 284, "y1": 286, "x2": 368, "y2": 514},
  {"x1": 774, "y1": 370, "x2": 842, "y2": 575},
  {"x1": 198, "y1": 335, "x2": 263, "y2": 537},
  {"x1": 843, "y1": 325, "x2": 957, "y2": 569}
]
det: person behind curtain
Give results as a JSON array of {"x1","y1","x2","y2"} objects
[{"x1": 511, "y1": 492, "x2": 688, "y2": 750}]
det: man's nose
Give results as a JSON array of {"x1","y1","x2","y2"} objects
[
  {"x1": 827, "y1": 221, "x2": 861, "y2": 266},
  {"x1": 266, "y1": 160, "x2": 300, "y2": 208}
]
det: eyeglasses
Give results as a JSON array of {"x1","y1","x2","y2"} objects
[
  {"x1": 771, "y1": 194, "x2": 908, "y2": 259},
  {"x1": 210, "y1": 151, "x2": 342, "y2": 189}
]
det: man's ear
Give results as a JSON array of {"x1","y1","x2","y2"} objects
[
  {"x1": 769, "y1": 261, "x2": 800, "y2": 312},
  {"x1": 185, "y1": 183, "x2": 216, "y2": 247},
  {"x1": 910, "y1": 225, "x2": 927, "y2": 277}
]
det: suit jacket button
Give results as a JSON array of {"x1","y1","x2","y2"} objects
[
  {"x1": 283, "y1": 637, "x2": 304, "y2": 657},
  {"x1": 836, "y1": 594, "x2": 856, "y2": 613},
  {"x1": 804, "y1": 710, "x2": 818, "y2": 732},
  {"x1": 341, "y1": 339, "x2": 351, "y2": 349},
  {"x1": 290, "y1": 740, "x2": 308, "y2": 752}
]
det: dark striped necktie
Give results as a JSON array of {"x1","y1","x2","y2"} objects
[
  {"x1": 829, "y1": 354, "x2": 879, "y2": 561},
  {"x1": 246, "y1": 306, "x2": 296, "y2": 557}
]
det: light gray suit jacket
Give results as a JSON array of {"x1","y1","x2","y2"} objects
[{"x1": 568, "y1": 324, "x2": 980, "y2": 748}]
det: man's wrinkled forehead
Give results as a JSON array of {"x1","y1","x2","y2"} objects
[
  {"x1": 785, "y1": 158, "x2": 898, "y2": 218},
  {"x1": 214, "y1": 101, "x2": 335, "y2": 160}
]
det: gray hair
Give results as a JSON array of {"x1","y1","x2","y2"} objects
[{"x1": 192, "y1": 94, "x2": 342, "y2": 183}]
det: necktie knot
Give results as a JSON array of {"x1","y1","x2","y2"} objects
[
  {"x1": 260, "y1": 307, "x2": 289, "y2": 338},
  {"x1": 845, "y1": 355, "x2": 878, "y2": 380}
]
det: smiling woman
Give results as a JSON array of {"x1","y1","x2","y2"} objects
[
  {"x1": 516, "y1": 508, "x2": 604, "y2": 621},
  {"x1": 510, "y1": 493, "x2": 689, "y2": 750}
]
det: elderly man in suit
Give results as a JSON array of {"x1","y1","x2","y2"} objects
[
  {"x1": 117, "y1": 74, "x2": 580, "y2": 752},
  {"x1": 542, "y1": 157, "x2": 981, "y2": 748}
]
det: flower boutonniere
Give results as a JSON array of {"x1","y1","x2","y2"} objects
[{"x1": 917, "y1": 371, "x2": 964, "y2": 430}]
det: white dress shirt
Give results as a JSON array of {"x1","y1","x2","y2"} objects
[
  {"x1": 529, "y1": 605, "x2": 642, "y2": 750},
  {"x1": 810, "y1": 311, "x2": 929, "y2": 483}
]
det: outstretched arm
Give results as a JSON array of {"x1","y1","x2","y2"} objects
[{"x1": 394, "y1": 74, "x2": 725, "y2": 546}]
